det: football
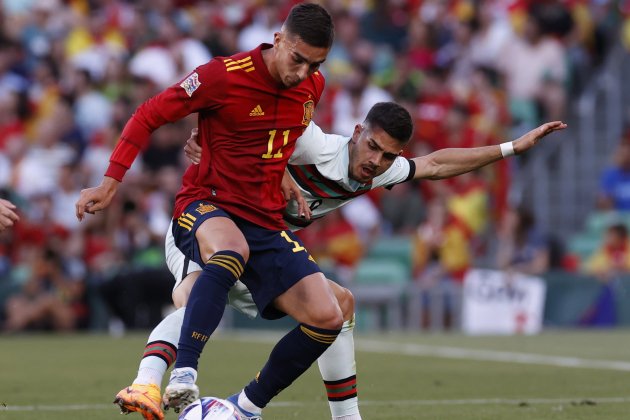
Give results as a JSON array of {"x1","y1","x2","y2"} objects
[{"x1": 178, "y1": 397, "x2": 241, "y2": 420}]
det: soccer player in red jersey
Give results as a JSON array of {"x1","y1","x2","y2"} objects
[{"x1": 75, "y1": 3, "x2": 337, "y2": 419}]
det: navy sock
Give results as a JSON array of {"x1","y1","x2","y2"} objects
[
  {"x1": 244, "y1": 323, "x2": 341, "y2": 408},
  {"x1": 175, "y1": 250, "x2": 245, "y2": 370}
]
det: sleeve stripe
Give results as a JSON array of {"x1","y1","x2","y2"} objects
[
  {"x1": 405, "y1": 159, "x2": 416, "y2": 182},
  {"x1": 384, "y1": 159, "x2": 415, "y2": 191}
]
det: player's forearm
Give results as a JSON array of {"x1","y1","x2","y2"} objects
[
  {"x1": 413, "y1": 145, "x2": 504, "y2": 180},
  {"x1": 106, "y1": 89, "x2": 188, "y2": 181},
  {"x1": 105, "y1": 115, "x2": 152, "y2": 181}
]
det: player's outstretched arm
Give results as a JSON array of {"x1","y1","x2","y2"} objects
[
  {"x1": 0, "y1": 198, "x2": 19, "y2": 231},
  {"x1": 75, "y1": 176, "x2": 120, "y2": 221},
  {"x1": 412, "y1": 121, "x2": 567, "y2": 180}
]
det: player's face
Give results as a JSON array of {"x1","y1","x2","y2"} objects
[
  {"x1": 273, "y1": 32, "x2": 329, "y2": 88},
  {"x1": 348, "y1": 124, "x2": 404, "y2": 184}
]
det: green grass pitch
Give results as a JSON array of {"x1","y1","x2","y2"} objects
[{"x1": 1, "y1": 330, "x2": 629, "y2": 419}]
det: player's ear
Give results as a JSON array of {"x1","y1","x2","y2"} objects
[
  {"x1": 273, "y1": 31, "x2": 282, "y2": 48},
  {"x1": 352, "y1": 124, "x2": 363, "y2": 143}
]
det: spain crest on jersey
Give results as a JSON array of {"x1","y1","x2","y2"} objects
[
  {"x1": 180, "y1": 72, "x2": 201, "y2": 97},
  {"x1": 302, "y1": 100, "x2": 314, "y2": 126},
  {"x1": 195, "y1": 203, "x2": 217, "y2": 215}
]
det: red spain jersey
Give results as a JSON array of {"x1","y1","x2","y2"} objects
[{"x1": 106, "y1": 44, "x2": 325, "y2": 230}]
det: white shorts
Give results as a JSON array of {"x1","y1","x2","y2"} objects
[{"x1": 165, "y1": 222, "x2": 258, "y2": 318}]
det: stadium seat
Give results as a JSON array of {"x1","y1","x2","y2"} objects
[
  {"x1": 585, "y1": 211, "x2": 627, "y2": 235},
  {"x1": 365, "y1": 236, "x2": 413, "y2": 276},
  {"x1": 350, "y1": 258, "x2": 410, "y2": 331},
  {"x1": 568, "y1": 233, "x2": 601, "y2": 260}
]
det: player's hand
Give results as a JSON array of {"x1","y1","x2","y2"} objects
[
  {"x1": 75, "y1": 177, "x2": 120, "y2": 221},
  {"x1": 0, "y1": 198, "x2": 19, "y2": 231},
  {"x1": 513, "y1": 121, "x2": 567, "y2": 154},
  {"x1": 281, "y1": 170, "x2": 311, "y2": 220},
  {"x1": 184, "y1": 128, "x2": 202, "y2": 165}
]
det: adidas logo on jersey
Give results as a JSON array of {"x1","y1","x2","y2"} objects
[{"x1": 249, "y1": 105, "x2": 265, "y2": 117}]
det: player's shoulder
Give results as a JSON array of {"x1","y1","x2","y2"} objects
[
  {"x1": 372, "y1": 156, "x2": 412, "y2": 188},
  {"x1": 309, "y1": 71, "x2": 326, "y2": 95},
  {"x1": 302, "y1": 122, "x2": 347, "y2": 151},
  {"x1": 310, "y1": 70, "x2": 325, "y2": 84},
  {"x1": 291, "y1": 123, "x2": 347, "y2": 165},
  {"x1": 194, "y1": 48, "x2": 258, "y2": 79},
  {"x1": 218, "y1": 50, "x2": 257, "y2": 74}
]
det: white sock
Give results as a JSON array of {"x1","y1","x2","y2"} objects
[
  {"x1": 317, "y1": 316, "x2": 361, "y2": 419},
  {"x1": 238, "y1": 390, "x2": 262, "y2": 414},
  {"x1": 133, "y1": 307, "x2": 185, "y2": 386}
]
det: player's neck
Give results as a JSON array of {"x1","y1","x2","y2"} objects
[{"x1": 261, "y1": 48, "x2": 281, "y2": 85}]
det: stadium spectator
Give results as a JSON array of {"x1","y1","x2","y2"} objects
[
  {"x1": 377, "y1": 180, "x2": 425, "y2": 235},
  {"x1": 4, "y1": 247, "x2": 86, "y2": 332},
  {"x1": 584, "y1": 223, "x2": 630, "y2": 279},
  {"x1": 413, "y1": 198, "x2": 472, "y2": 282},
  {"x1": 597, "y1": 135, "x2": 630, "y2": 211},
  {"x1": 325, "y1": 10, "x2": 361, "y2": 85},
  {"x1": 495, "y1": 206, "x2": 550, "y2": 276},
  {"x1": 412, "y1": 198, "x2": 472, "y2": 329},
  {"x1": 497, "y1": 6, "x2": 568, "y2": 131},
  {"x1": 297, "y1": 209, "x2": 365, "y2": 284},
  {"x1": 331, "y1": 62, "x2": 392, "y2": 136},
  {"x1": 579, "y1": 223, "x2": 630, "y2": 326}
]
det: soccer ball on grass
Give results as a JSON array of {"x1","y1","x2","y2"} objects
[{"x1": 178, "y1": 397, "x2": 241, "y2": 420}]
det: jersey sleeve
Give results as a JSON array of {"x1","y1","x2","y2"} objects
[
  {"x1": 372, "y1": 157, "x2": 415, "y2": 188},
  {"x1": 105, "y1": 59, "x2": 227, "y2": 181}
]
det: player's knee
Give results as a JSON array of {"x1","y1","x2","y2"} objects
[
  {"x1": 310, "y1": 302, "x2": 344, "y2": 330},
  {"x1": 223, "y1": 241, "x2": 249, "y2": 262},
  {"x1": 338, "y1": 287, "x2": 355, "y2": 322}
]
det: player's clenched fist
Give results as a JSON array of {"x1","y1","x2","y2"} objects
[
  {"x1": 75, "y1": 177, "x2": 120, "y2": 221},
  {"x1": 0, "y1": 198, "x2": 19, "y2": 231}
]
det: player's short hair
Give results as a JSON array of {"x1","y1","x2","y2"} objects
[
  {"x1": 284, "y1": 3, "x2": 334, "y2": 48},
  {"x1": 364, "y1": 102, "x2": 413, "y2": 144}
]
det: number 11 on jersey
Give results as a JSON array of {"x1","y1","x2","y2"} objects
[{"x1": 262, "y1": 129, "x2": 290, "y2": 159}]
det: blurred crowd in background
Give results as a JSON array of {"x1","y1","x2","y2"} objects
[{"x1": 1, "y1": 0, "x2": 630, "y2": 333}]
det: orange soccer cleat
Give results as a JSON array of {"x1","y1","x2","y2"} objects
[{"x1": 114, "y1": 383, "x2": 164, "y2": 420}]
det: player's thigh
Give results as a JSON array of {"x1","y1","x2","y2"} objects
[
  {"x1": 274, "y1": 272, "x2": 343, "y2": 329},
  {"x1": 174, "y1": 201, "x2": 249, "y2": 265},
  {"x1": 327, "y1": 279, "x2": 354, "y2": 322},
  {"x1": 195, "y1": 216, "x2": 249, "y2": 262}
]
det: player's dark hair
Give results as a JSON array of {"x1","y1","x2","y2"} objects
[
  {"x1": 364, "y1": 102, "x2": 413, "y2": 144},
  {"x1": 284, "y1": 3, "x2": 334, "y2": 48}
]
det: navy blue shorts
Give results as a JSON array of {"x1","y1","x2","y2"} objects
[{"x1": 172, "y1": 200, "x2": 321, "y2": 319}]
